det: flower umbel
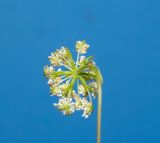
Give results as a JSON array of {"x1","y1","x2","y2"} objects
[{"x1": 44, "y1": 40, "x2": 103, "y2": 119}]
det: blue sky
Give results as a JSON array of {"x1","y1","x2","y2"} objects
[{"x1": 0, "y1": 0, "x2": 160, "y2": 143}]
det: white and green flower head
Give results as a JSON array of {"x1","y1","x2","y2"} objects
[{"x1": 44, "y1": 40, "x2": 103, "y2": 118}]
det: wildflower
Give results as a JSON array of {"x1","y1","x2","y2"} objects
[
  {"x1": 74, "y1": 95, "x2": 83, "y2": 110},
  {"x1": 76, "y1": 40, "x2": 89, "y2": 54},
  {"x1": 50, "y1": 85, "x2": 62, "y2": 96},
  {"x1": 54, "y1": 77, "x2": 62, "y2": 85},
  {"x1": 54, "y1": 98, "x2": 75, "y2": 115},
  {"x1": 81, "y1": 98, "x2": 93, "y2": 118},
  {"x1": 48, "y1": 53, "x2": 61, "y2": 66},
  {"x1": 58, "y1": 47, "x2": 67, "y2": 56},
  {"x1": 59, "y1": 82, "x2": 69, "y2": 94},
  {"x1": 48, "y1": 79, "x2": 54, "y2": 86},
  {"x1": 78, "y1": 84, "x2": 86, "y2": 95},
  {"x1": 44, "y1": 65, "x2": 54, "y2": 76},
  {"x1": 44, "y1": 40, "x2": 102, "y2": 118}
]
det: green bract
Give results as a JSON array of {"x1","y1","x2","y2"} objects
[{"x1": 44, "y1": 40, "x2": 103, "y2": 118}]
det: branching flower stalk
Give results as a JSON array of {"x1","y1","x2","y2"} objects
[{"x1": 44, "y1": 41, "x2": 103, "y2": 143}]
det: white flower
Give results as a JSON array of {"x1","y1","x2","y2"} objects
[
  {"x1": 49, "y1": 66, "x2": 54, "y2": 71},
  {"x1": 44, "y1": 65, "x2": 54, "y2": 75},
  {"x1": 48, "y1": 79, "x2": 54, "y2": 86},
  {"x1": 76, "y1": 41, "x2": 89, "y2": 54},
  {"x1": 59, "y1": 83, "x2": 68, "y2": 93},
  {"x1": 81, "y1": 98, "x2": 93, "y2": 118},
  {"x1": 59, "y1": 47, "x2": 67, "y2": 56},
  {"x1": 48, "y1": 53, "x2": 61, "y2": 66},
  {"x1": 44, "y1": 40, "x2": 103, "y2": 119},
  {"x1": 50, "y1": 85, "x2": 62, "y2": 96},
  {"x1": 78, "y1": 84, "x2": 86, "y2": 95},
  {"x1": 54, "y1": 77, "x2": 62, "y2": 85},
  {"x1": 49, "y1": 47, "x2": 72, "y2": 67},
  {"x1": 74, "y1": 95, "x2": 82, "y2": 110},
  {"x1": 54, "y1": 98, "x2": 75, "y2": 115}
]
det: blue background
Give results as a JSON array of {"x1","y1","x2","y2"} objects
[{"x1": 0, "y1": 0, "x2": 160, "y2": 143}]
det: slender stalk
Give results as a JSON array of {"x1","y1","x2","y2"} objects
[
  {"x1": 56, "y1": 59, "x2": 72, "y2": 71},
  {"x1": 87, "y1": 89, "x2": 92, "y2": 104},
  {"x1": 77, "y1": 79, "x2": 80, "y2": 96},
  {"x1": 97, "y1": 81, "x2": 102, "y2": 143},
  {"x1": 62, "y1": 57, "x2": 73, "y2": 69},
  {"x1": 57, "y1": 75, "x2": 72, "y2": 86},
  {"x1": 76, "y1": 50, "x2": 80, "y2": 68},
  {"x1": 62, "y1": 63, "x2": 72, "y2": 71}
]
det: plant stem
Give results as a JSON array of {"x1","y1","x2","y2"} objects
[
  {"x1": 76, "y1": 50, "x2": 80, "y2": 68},
  {"x1": 97, "y1": 81, "x2": 102, "y2": 143}
]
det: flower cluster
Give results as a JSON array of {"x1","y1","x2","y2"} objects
[
  {"x1": 53, "y1": 98, "x2": 75, "y2": 115},
  {"x1": 76, "y1": 41, "x2": 89, "y2": 54},
  {"x1": 44, "y1": 40, "x2": 102, "y2": 118},
  {"x1": 53, "y1": 92, "x2": 93, "y2": 118},
  {"x1": 48, "y1": 47, "x2": 74, "y2": 69}
]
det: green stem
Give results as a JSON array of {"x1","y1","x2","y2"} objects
[
  {"x1": 63, "y1": 76, "x2": 76, "y2": 96},
  {"x1": 53, "y1": 71, "x2": 72, "y2": 76},
  {"x1": 97, "y1": 80, "x2": 102, "y2": 143}
]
